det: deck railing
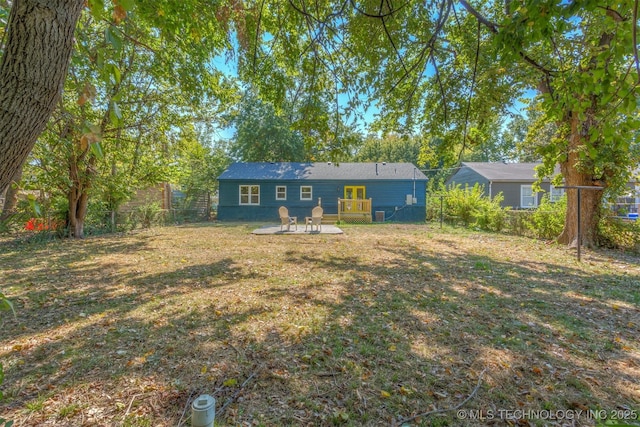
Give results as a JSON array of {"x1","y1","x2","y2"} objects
[{"x1": 338, "y1": 198, "x2": 372, "y2": 222}]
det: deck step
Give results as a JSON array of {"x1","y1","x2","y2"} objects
[{"x1": 321, "y1": 214, "x2": 339, "y2": 224}]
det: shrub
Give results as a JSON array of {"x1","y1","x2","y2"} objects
[
  {"x1": 507, "y1": 210, "x2": 532, "y2": 236},
  {"x1": 428, "y1": 184, "x2": 509, "y2": 231},
  {"x1": 525, "y1": 195, "x2": 566, "y2": 240},
  {"x1": 443, "y1": 183, "x2": 486, "y2": 226},
  {"x1": 598, "y1": 217, "x2": 640, "y2": 252},
  {"x1": 474, "y1": 192, "x2": 510, "y2": 232},
  {"x1": 135, "y1": 202, "x2": 163, "y2": 228}
]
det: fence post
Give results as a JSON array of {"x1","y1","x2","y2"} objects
[{"x1": 556, "y1": 185, "x2": 604, "y2": 261}]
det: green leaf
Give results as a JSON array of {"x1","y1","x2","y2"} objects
[
  {"x1": 223, "y1": 378, "x2": 237, "y2": 387},
  {"x1": 0, "y1": 293, "x2": 16, "y2": 317},
  {"x1": 108, "y1": 63, "x2": 121, "y2": 84},
  {"x1": 117, "y1": 0, "x2": 136, "y2": 11},
  {"x1": 26, "y1": 194, "x2": 41, "y2": 217},
  {"x1": 90, "y1": 142, "x2": 104, "y2": 160},
  {"x1": 105, "y1": 27, "x2": 123, "y2": 51},
  {"x1": 109, "y1": 101, "x2": 122, "y2": 125},
  {"x1": 87, "y1": 0, "x2": 105, "y2": 20},
  {"x1": 84, "y1": 122, "x2": 102, "y2": 135},
  {"x1": 96, "y1": 49, "x2": 105, "y2": 69}
]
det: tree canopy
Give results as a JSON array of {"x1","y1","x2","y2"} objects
[
  {"x1": 234, "y1": 0, "x2": 639, "y2": 246},
  {"x1": 1, "y1": 0, "x2": 638, "y2": 245}
]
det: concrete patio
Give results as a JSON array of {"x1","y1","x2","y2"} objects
[{"x1": 252, "y1": 224, "x2": 344, "y2": 235}]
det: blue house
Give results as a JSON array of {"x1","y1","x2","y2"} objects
[{"x1": 217, "y1": 162, "x2": 428, "y2": 222}]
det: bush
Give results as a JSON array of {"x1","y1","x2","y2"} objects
[
  {"x1": 135, "y1": 202, "x2": 164, "y2": 228},
  {"x1": 442, "y1": 183, "x2": 486, "y2": 226},
  {"x1": 507, "y1": 210, "x2": 532, "y2": 236},
  {"x1": 474, "y1": 192, "x2": 510, "y2": 232},
  {"x1": 428, "y1": 184, "x2": 509, "y2": 232},
  {"x1": 598, "y1": 217, "x2": 640, "y2": 251},
  {"x1": 525, "y1": 195, "x2": 566, "y2": 240}
]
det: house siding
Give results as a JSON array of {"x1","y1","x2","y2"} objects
[
  {"x1": 217, "y1": 165, "x2": 428, "y2": 222},
  {"x1": 491, "y1": 182, "x2": 552, "y2": 208},
  {"x1": 446, "y1": 163, "x2": 559, "y2": 209}
]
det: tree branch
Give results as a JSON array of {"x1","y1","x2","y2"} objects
[
  {"x1": 430, "y1": 53, "x2": 448, "y2": 125},
  {"x1": 459, "y1": 19, "x2": 481, "y2": 161},
  {"x1": 458, "y1": 0, "x2": 554, "y2": 76},
  {"x1": 348, "y1": 0, "x2": 410, "y2": 19},
  {"x1": 388, "y1": 0, "x2": 452, "y2": 94},
  {"x1": 252, "y1": 0, "x2": 266, "y2": 70}
]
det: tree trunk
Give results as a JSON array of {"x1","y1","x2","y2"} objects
[
  {"x1": 67, "y1": 182, "x2": 89, "y2": 239},
  {"x1": 557, "y1": 113, "x2": 604, "y2": 248},
  {"x1": 67, "y1": 151, "x2": 97, "y2": 239},
  {"x1": 0, "y1": 0, "x2": 84, "y2": 192},
  {"x1": 0, "y1": 164, "x2": 23, "y2": 222}
]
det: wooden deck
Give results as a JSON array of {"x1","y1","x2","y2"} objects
[{"x1": 320, "y1": 199, "x2": 373, "y2": 224}]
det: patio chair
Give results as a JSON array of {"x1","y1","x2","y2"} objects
[
  {"x1": 305, "y1": 206, "x2": 323, "y2": 232},
  {"x1": 279, "y1": 206, "x2": 297, "y2": 231}
]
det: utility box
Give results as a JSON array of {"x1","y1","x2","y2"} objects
[
  {"x1": 406, "y1": 194, "x2": 413, "y2": 205},
  {"x1": 375, "y1": 211, "x2": 385, "y2": 222},
  {"x1": 192, "y1": 395, "x2": 215, "y2": 427}
]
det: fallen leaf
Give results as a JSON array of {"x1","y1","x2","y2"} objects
[{"x1": 223, "y1": 378, "x2": 237, "y2": 387}]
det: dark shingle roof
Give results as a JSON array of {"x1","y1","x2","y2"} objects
[
  {"x1": 461, "y1": 162, "x2": 556, "y2": 182},
  {"x1": 218, "y1": 162, "x2": 428, "y2": 181}
]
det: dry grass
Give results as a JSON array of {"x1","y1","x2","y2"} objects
[{"x1": 1, "y1": 223, "x2": 639, "y2": 426}]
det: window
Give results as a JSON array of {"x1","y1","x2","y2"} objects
[
  {"x1": 239, "y1": 185, "x2": 260, "y2": 205},
  {"x1": 549, "y1": 185, "x2": 565, "y2": 203},
  {"x1": 300, "y1": 186, "x2": 312, "y2": 200},
  {"x1": 521, "y1": 185, "x2": 538, "y2": 208},
  {"x1": 276, "y1": 186, "x2": 287, "y2": 201}
]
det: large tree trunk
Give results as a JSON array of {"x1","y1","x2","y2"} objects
[
  {"x1": 0, "y1": 0, "x2": 84, "y2": 193},
  {"x1": 557, "y1": 113, "x2": 605, "y2": 248}
]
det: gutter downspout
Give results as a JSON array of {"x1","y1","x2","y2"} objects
[{"x1": 413, "y1": 168, "x2": 416, "y2": 201}]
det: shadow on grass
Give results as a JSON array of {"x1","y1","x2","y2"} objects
[{"x1": 1, "y1": 224, "x2": 638, "y2": 426}]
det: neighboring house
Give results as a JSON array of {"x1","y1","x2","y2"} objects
[
  {"x1": 446, "y1": 162, "x2": 564, "y2": 209},
  {"x1": 217, "y1": 162, "x2": 428, "y2": 222},
  {"x1": 611, "y1": 169, "x2": 640, "y2": 217}
]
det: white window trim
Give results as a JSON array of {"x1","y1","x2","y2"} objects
[
  {"x1": 276, "y1": 185, "x2": 287, "y2": 201},
  {"x1": 520, "y1": 184, "x2": 538, "y2": 208},
  {"x1": 300, "y1": 185, "x2": 312, "y2": 201},
  {"x1": 549, "y1": 185, "x2": 565, "y2": 203},
  {"x1": 239, "y1": 185, "x2": 260, "y2": 205}
]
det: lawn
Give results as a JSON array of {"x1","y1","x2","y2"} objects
[{"x1": 1, "y1": 223, "x2": 639, "y2": 426}]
